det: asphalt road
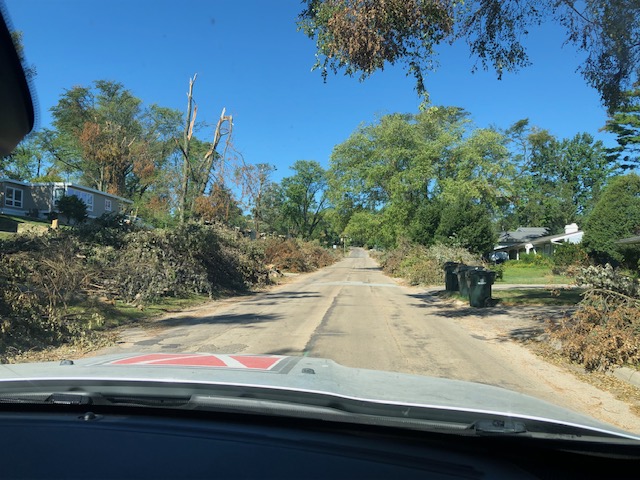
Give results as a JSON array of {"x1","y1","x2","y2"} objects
[
  {"x1": 96, "y1": 247, "x2": 640, "y2": 432},
  {"x1": 102, "y1": 248, "x2": 564, "y2": 395}
]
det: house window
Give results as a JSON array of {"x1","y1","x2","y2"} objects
[
  {"x1": 105, "y1": 199, "x2": 112, "y2": 212},
  {"x1": 5, "y1": 186, "x2": 23, "y2": 208},
  {"x1": 67, "y1": 187, "x2": 94, "y2": 212},
  {"x1": 53, "y1": 188, "x2": 65, "y2": 204}
]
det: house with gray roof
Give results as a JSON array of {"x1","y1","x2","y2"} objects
[
  {"x1": 0, "y1": 178, "x2": 133, "y2": 220},
  {"x1": 494, "y1": 224, "x2": 583, "y2": 259},
  {"x1": 494, "y1": 227, "x2": 548, "y2": 259}
]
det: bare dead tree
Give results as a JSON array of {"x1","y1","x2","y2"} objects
[
  {"x1": 194, "y1": 107, "x2": 233, "y2": 200},
  {"x1": 176, "y1": 75, "x2": 233, "y2": 223},
  {"x1": 234, "y1": 159, "x2": 276, "y2": 238},
  {"x1": 177, "y1": 74, "x2": 197, "y2": 224}
]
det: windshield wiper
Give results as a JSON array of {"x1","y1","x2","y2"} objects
[{"x1": 0, "y1": 392, "x2": 93, "y2": 406}]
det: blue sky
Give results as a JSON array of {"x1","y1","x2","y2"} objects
[{"x1": 5, "y1": 0, "x2": 616, "y2": 182}]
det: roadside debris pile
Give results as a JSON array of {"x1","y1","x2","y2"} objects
[
  {"x1": 0, "y1": 218, "x2": 338, "y2": 359},
  {"x1": 379, "y1": 239, "x2": 479, "y2": 286},
  {"x1": 262, "y1": 237, "x2": 339, "y2": 273},
  {"x1": 549, "y1": 264, "x2": 640, "y2": 371}
]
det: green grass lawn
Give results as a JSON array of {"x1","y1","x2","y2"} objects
[
  {"x1": 497, "y1": 264, "x2": 573, "y2": 284},
  {"x1": 74, "y1": 295, "x2": 213, "y2": 330},
  {"x1": 443, "y1": 287, "x2": 583, "y2": 306},
  {"x1": 492, "y1": 287, "x2": 584, "y2": 306},
  {"x1": 0, "y1": 214, "x2": 52, "y2": 238}
]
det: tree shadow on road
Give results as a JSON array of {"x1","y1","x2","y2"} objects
[
  {"x1": 264, "y1": 348, "x2": 304, "y2": 356},
  {"x1": 249, "y1": 290, "x2": 322, "y2": 306},
  {"x1": 155, "y1": 312, "x2": 281, "y2": 328},
  {"x1": 407, "y1": 292, "x2": 454, "y2": 306},
  {"x1": 407, "y1": 291, "x2": 572, "y2": 344}
]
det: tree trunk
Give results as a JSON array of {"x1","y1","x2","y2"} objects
[
  {"x1": 194, "y1": 108, "x2": 233, "y2": 199},
  {"x1": 179, "y1": 75, "x2": 197, "y2": 223}
]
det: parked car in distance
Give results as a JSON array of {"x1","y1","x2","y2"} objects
[{"x1": 489, "y1": 251, "x2": 510, "y2": 264}]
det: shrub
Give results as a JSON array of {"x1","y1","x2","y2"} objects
[
  {"x1": 57, "y1": 195, "x2": 88, "y2": 225},
  {"x1": 553, "y1": 242, "x2": 589, "y2": 269},
  {"x1": 516, "y1": 253, "x2": 554, "y2": 267}
]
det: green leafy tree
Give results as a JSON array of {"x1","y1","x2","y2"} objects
[
  {"x1": 49, "y1": 81, "x2": 144, "y2": 196},
  {"x1": 603, "y1": 85, "x2": 640, "y2": 168},
  {"x1": 329, "y1": 107, "x2": 467, "y2": 244},
  {"x1": 299, "y1": 0, "x2": 640, "y2": 111},
  {"x1": 556, "y1": 133, "x2": 615, "y2": 217},
  {"x1": 501, "y1": 121, "x2": 614, "y2": 232},
  {"x1": 434, "y1": 196, "x2": 496, "y2": 256},
  {"x1": 329, "y1": 107, "x2": 510, "y2": 246},
  {"x1": 48, "y1": 81, "x2": 181, "y2": 202},
  {"x1": 408, "y1": 198, "x2": 442, "y2": 247},
  {"x1": 259, "y1": 182, "x2": 288, "y2": 236},
  {"x1": 583, "y1": 174, "x2": 640, "y2": 267},
  {"x1": 0, "y1": 132, "x2": 44, "y2": 180},
  {"x1": 281, "y1": 160, "x2": 329, "y2": 240},
  {"x1": 235, "y1": 162, "x2": 277, "y2": 237},
  {"x1": 342, "y1": 210, "x2": 385, "y2": 247}
]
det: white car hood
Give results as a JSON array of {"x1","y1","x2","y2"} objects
[{"x1": 0, "y1": 352, "x2": 637, "y2": 440}]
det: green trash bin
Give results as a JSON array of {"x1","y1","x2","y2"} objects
[
  {"x1": 455, "y1": 265, "x2": 479, "y2": 298},
  {"x1": 443, "y1": 262, "x2": 460, "y2": 291},
  {"x1": 468, "y1": 269, "x2": 496, "y2": 307}
]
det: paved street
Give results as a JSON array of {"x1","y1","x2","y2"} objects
[{"x1": 97, "y1": 248, "x2": 640, "y2": 432}]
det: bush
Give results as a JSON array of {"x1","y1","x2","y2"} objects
[
  {"x1": 515, "y1": 253, "x2": 554, "y2": 267},
  {"x1": 553, "y1": 242, "x2": 589, "y2": 269},
  {"x1": 57, "y1": 195, "x2": 88, "y2": 225}
]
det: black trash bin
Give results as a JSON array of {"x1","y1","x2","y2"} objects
[
  {"x1": 468, "y1": 269, "x2": 496, "y2": 307},
  {"x1": 443, "y1": 262, "x2": 460, "y2": 291},
  {"x1": 455, "y1": 265, "x2": 479, "y2": 298}
]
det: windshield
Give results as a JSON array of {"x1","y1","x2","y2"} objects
[{"x1": 1, "y1": 0, "x2": 640, "y2": 438}]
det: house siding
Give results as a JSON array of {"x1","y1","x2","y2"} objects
[
  {"x1": 29, "y1": 184, "x2": 54, "y2": 214},
  {"x1": 62, "y1": 184, "x2": 130, "y2": 218}
]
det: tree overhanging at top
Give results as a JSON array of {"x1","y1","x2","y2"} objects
[{"x1": 298, "y1": 0, "x2": 640, "y2": 113}]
